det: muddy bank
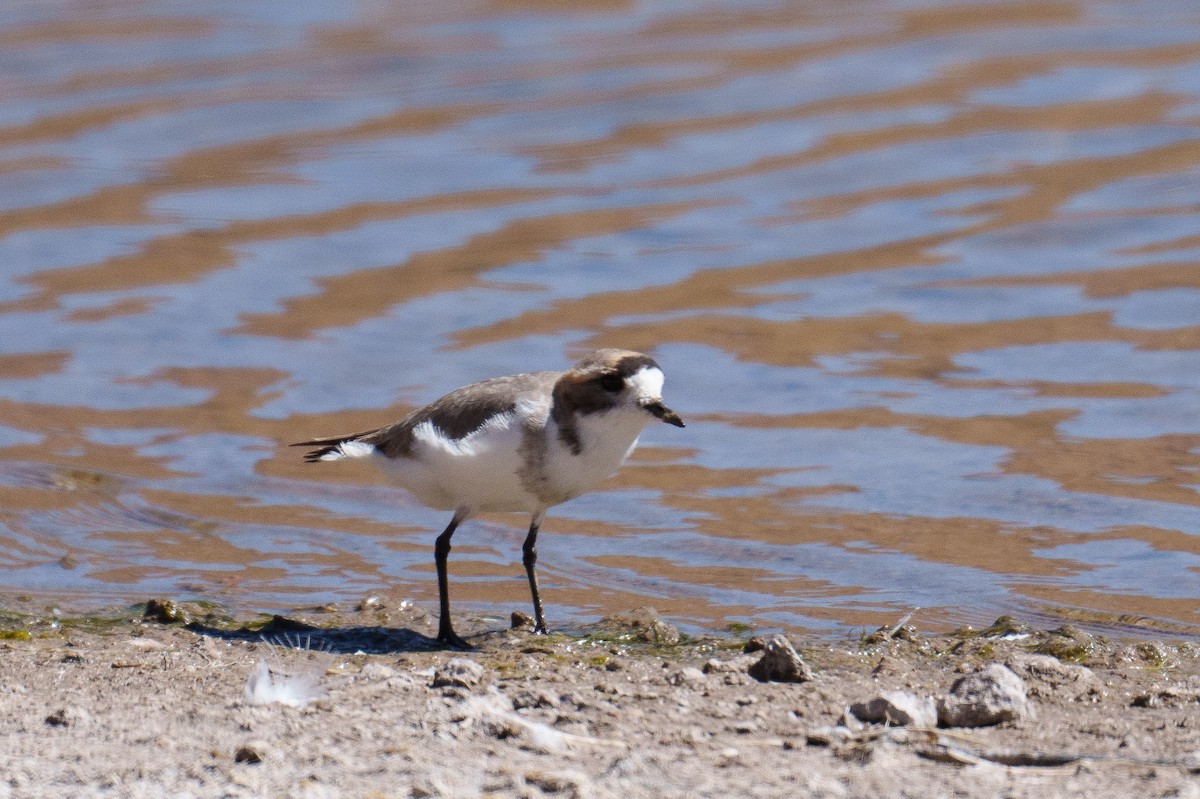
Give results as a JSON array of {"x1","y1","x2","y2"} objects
[{"x1": 1, "y1": 599, "x2": 1199, "y2": 798}]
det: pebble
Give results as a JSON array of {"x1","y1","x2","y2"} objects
[
  {"x1": 409, "y1": 781, "x2": 443, "y2": 798},
  {"x1": 807, "y1": 726, "x2": 858, "y2": 747},
  {"x1": 1004, "y1": 652, "x2": 1102, "y2": 700},
  {"x1": 143, "y1": 598, "x2": 190, "y2": 625},
  {"x1": 937, "y1": 663, "x2": 1028, "y2": 727},
  {"x1": 747, "y1": 635, "x2": 814, "y2": 683},
  {"x1": 233, "y1": 742, "x2": 266, "y2": 764},
  {"x1": 1133, "y1": 641, "x2": 1169, "y2": 666},
  {"x1": 667, "y1": 666, "x2": 707, "y2": 687},
  {"x1": 872, "y1": 655, "x2": 905, "y2": 677},
  {"x1": 524, "y1": 769, "x2": 585, "y2": 797},
  {"x1": 703, "y1": 655, "x2": 755, "y2": 674},
  {"x1": 508, "y1": 688, "x2": 559, "y2": 710},
  {"x1": 848, "y1": 691, "x2": 937, "y2": 728},
  {"x1": 126, "y1": 637, "x2": 169, "y2": 651},
  {"x1": 431, "y1": 657, "x2": 485, "y2": 689},
  {"x1": 641, "y1": 619, "x2": 681, "y2": 645},
  {"x1": 360, "y1": 662, "x2": 400, "y2": 681},
  {"x1": 1131, "y1": 687, "x2": 1200, "y2": 708},
  {"x1": 603, "y1": 607, "x2": 681, "y2": 645},
  {"x1": 45, "y1": 709, "x2": 73, "y2": 727}
]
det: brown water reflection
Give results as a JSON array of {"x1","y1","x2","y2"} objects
[{"x1": 0, "y1": 0, "x2": 1198, "y2": 637}]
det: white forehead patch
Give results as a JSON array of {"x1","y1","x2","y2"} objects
[{"x1": 626, "y1": 365, "x2": 664, "y2": 399}]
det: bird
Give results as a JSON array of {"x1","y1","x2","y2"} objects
[{"x1": 292, "y1": 349, "x2": 684, "y2": 648}]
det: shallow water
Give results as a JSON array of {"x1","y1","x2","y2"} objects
[{"x1": 1, "y1": 0, "x2": 1198, "y2": 637}]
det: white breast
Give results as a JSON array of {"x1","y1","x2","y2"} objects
[{"x1": 540, "y1": 404, "x2": 652, "y2": 505}]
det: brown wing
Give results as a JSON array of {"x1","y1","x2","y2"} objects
[{"x1": 292, "y1": 370, "x2": 559, "y2": 462}]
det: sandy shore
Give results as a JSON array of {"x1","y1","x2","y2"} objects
[{"x1": 1, "y1": 598, "x2": 1199, "y2": 798}]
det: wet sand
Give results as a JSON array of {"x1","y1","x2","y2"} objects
[{"x1": 2, "y1": 599, "x2": 1198, "y2": 798}]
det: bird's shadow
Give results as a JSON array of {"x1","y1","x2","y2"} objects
[{"x1": 183, "y1": 614, "x2": 469, "y2": 654}]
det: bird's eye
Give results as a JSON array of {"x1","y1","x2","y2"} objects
[{"x1": 599, "y1": 374, "x2": 624, "y2": 393}]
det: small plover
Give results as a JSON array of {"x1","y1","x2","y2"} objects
[{"x1": 293, "y1": 349, "x2": 684, "y2": 648}]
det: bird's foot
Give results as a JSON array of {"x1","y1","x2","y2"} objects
[{"x1": 436, "y1": 627, "x2": 472, "y2": 650}]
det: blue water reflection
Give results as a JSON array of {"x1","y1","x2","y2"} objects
[{"x1": 0, "y1": 0, "x2": 1198, "y2": 635}]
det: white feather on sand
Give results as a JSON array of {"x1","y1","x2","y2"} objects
[{"x1": 243, "y1": 658, "x2": 326, "y2": 708}]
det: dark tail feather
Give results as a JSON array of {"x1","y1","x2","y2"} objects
[{"x1": 290, "y1": 429, "x2": 379, "y2": 463}]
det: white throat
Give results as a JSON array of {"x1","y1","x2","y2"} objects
[{"x1": 542, "y1": 402, "x2": 654, "y2": 506}]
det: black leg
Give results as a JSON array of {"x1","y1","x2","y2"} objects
[
  {"x1": 434, "y1": 512, "x2": 470, "y2": 649},
  {"x1": 522, "y1": 514, "x2": 547, "y2": 634}
]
